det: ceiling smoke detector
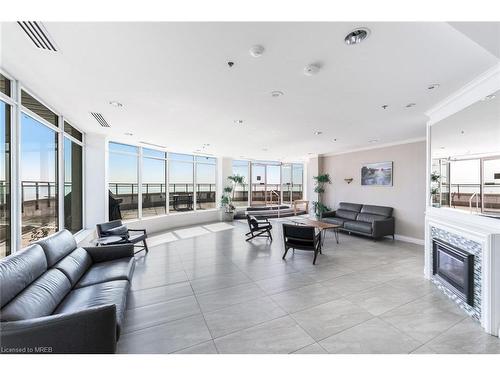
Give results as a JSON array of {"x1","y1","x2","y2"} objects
[
  {"x1": 271, "y1": 90, "x2": 284, "y2": 97},
  {"x1": 381, "y1": 104, "x2": 389, "y2": 110},
  {"x1": 234, "y1": 120, "x2": 244, "y2": 125},
  {"x1": 304, "y1": 64, "x2": 320, "y2": 76},
  {"x1": 482, "y1": 94, "x2": 496, "y2": 101},
  {"x1": 314, "y1": 131, "x2": 322, "y2": 135},
  {"x1": 427, "y1": 83, "x2": 440, "y2": 90},
  {"x1": 344, "y1": 28, "x2": 370, "y2": 45},
  {"x1": 406, "y1": 103, "x2": 416, "y2": 108},
  {"x1": 124, "y1": 132, "x2": 133, "y2": 136},
  {"x1": 109, "y1": 101, "x2": 123, "y2": 108},
  {"x1": 249, "y1": 45, "x2": 265, "y2": 57}
]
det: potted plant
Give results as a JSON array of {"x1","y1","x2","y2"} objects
[
  {"x1": 312, "y1": 173, "x2": 332, "y2": 219},
  {"x1": 430, "y1": 171, "x2": 441, "y2": 207},
  {"x1": 220, "y1": 186, "x2": 236, "y2": 221}
]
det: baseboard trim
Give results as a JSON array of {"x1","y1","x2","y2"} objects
[{"x1": 394, "y1": 234, "x2": 425, "y2": 246}]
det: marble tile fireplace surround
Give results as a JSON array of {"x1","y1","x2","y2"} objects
[{"x1": 425, "y1": 208, "x2": 500, "y2": 336}]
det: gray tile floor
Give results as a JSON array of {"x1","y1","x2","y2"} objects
[{"x1": 117, "y1": 220, "x2": 500, "y2": 354}]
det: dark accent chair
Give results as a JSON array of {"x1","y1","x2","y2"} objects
[
  {"x1": 96, "y1": 220, "x2": 149, "y2": 254},
  {"x1": 322, "y1": 202, "x2": 395, "y2": 240},
  {"x1": 282, "y1": 224, "x2": 322, "y2": 265},
  {"x1": 108, "y1": 190, "x2": 123, "y2": 221},
  {"x1": 245, "y1": 215, "x2": 273, "y2": 241},
  {"x1": 0, "y1": 230, "x2": 135, "y2": 354}
]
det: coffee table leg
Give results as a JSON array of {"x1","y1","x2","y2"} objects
[{"x1": 335, "y1": 228, "x2": 339, "y2": 244}]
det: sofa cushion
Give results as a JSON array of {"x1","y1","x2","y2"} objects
[
  {"x1": 344, "y1": 221, "x2": 372, "y2": 234},
  {"x1": 0, "y1": 244, "x2": 47, "y2": 308},
  {"x1": 335, "y1": 209, "x2": 358, "y2": 221},
  {"x1": 54, "y1": 247, "x2": 93, "y2": 286},
  {"x1": 360, "y1": 204, "x2": 393, "y2": 217},
  {"x1": 104, "y1": 225, "x2": 129, "y2": 238},
  {"x1": 356, "y1": 213, "x2": 387, "y2": 224},
  {"x1": 36, "y1": 230, "x2": 77, "y2": 267},
  {"x1": 0, "y1": 269, "x2": 71, "y2": 321},
  {"x1": 75, "y1": 257, "x2": 135, "y2": 289},
  {"x1": 338, "y1": 202, "x2": 363, "y2": 213},
  {"x1": 55, "y1": 280, "x2": 130, "y2": 338},
  {"x1": 322, "y1": 217, "x2": 346, "y2": 226}
]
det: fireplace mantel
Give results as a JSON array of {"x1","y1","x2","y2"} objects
[{"x1": 425, "y1": 208, "x2": 500, "y2": 336}]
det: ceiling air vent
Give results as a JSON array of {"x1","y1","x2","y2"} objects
[
  {"x1": 91, "y1": 112, "x2": 111, "y2": 128},
  {"x1": 17, "y1": 21, "x2": 58, "y2": 52}
]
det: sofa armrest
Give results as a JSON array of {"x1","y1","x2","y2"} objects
[
  {"x1": 84, "y1": 243, "x2": 135, "y2": 263},
  {"x1": 0, "y1": 305, "x2": 117, "y2": 354},
  {"x1": 372, "y1": 217, "x2": 395, "y2": 239},
  {"x1": 322, "y1": 210, "x2": 336, "y2": 218}
]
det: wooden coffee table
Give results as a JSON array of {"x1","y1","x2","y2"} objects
[{"x1": 288, "y1": 217, "x2": 341, "y2": 245}]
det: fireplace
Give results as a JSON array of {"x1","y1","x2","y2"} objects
[{"x1": 432, "y1": 239, "x2": 474, "y2": 306}]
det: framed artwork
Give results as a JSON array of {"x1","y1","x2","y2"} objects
[{"x1": 361, "y1": 161, "x2": 393, "y2": 186}]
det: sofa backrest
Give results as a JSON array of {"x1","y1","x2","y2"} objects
[
  {"x1": 336, "y1": 202, "x2": 363, "y2": 220},
  {"x1": 360, "y1": 204, "x2": 393, "y2": 217},
  {"x1": 36, "y1": 229, "x2": 78, "y2": 267},
  {"x1": 0, "y1": 244, "x2": 47, "y2": 308},
  {"x1": 0, "y1": 230, "x2": 89, "y2": 322}
]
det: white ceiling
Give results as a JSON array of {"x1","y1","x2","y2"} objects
[
  {"x1": 1, "y1": 22, "x2": 499, "y2": 160},
  {"x1": 431, "y1": 90, "x2": 500, "y2": 159}
]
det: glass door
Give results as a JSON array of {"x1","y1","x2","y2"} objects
[
  {"x1": 482, "y1": 157, "x2": 500, "y2": 215},
  {"x1": 250, "y1": 163, "x2": 266, "y2": 206},
  {"x1": 266, "y1": 164, "x2": 281, "y2": 206}
]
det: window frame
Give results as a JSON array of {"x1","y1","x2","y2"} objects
[{"x1": 0, "y1": 67, "x2": 86, "y2": 255}]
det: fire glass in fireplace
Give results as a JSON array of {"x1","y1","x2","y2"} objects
[{"x1": 432, "y1": 239, "x2": 474, "y2": 306}]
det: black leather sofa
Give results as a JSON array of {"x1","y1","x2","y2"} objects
[
  {"x1": 322, "y1": 202, "x2": 395, "y2": 240},
  {"x1": 0, "y1": 230, "x2": 135, "y2": 354}
]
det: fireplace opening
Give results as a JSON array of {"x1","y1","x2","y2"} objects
[{"x1": 432, "y1": 239, "x2": 474, "y2": 306}]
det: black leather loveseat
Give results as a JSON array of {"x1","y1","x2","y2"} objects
[
  {"x1": 0, "y1": 230, "x2": 135, "y2": 354},
  {"x1": 322, "y1": 202, "x2": 395, "y2": 240}
]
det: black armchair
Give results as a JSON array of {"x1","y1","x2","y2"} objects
[
  {"x1": 96, "y1": 220, "x2": 149, "y2": 254},
  {"x1": 245, "y1": 215, "x2": 273, "y2": 241},
  {"x1": 282, "y1": 224, "x2": 322, "y2": 265}
]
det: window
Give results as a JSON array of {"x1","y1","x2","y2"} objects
[
  {"x1": 20, "y1": 113, "x2": 58, "y2": 247},
  {"x1": 292, "y1": 164, "x2": 304, "y2": 200},
  {"x1": 64, "y1": 120, "x2": 83, "y2": 142},
  {"x1": 21, "y1": 90, "x2": 58, "y2": 127},
  {"x1": 109, "y1": 142, "x2": 139, "y2": 220},
  {"x1": 1, "y1": 100, "x2": 11, "y2": 258},
  {"x1": 281, "y1": 164, "x2": 292, "y2": 204},
  {"x1": 196, "y1": 157, "x2": 216, "y2": 210},
  {"x1": 232, "y1": 160, "x2": 249, "y2": 207},
  {"x1": 142, "y1": 149, "x2": 166, "y2": 217},
  {"x1": 0, "y1": 73, "x2": 11, "y2": 97},
  {"x1": 169, "y1": 153, "x2": 194, "y2": 212},
  {"x1": 64, "y1": 137, "x2": 83, "y2": 233}
]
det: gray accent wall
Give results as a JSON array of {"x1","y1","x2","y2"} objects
[{"x1": 320, "y1": 141, "x2": 426, "y2": 240}]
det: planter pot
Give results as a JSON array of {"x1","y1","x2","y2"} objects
[{"x1": 221, "y1": 211, "x2": 235, "y2": 222}]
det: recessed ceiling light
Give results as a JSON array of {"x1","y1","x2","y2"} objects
[
  {"x1": 381, "y1": 104, "x2": 389, "y2": 110},
  {"x1": 440, "y1": 146, "x2": 445, "y2": 149},
  {"x1": 368, "y1": 139, "x2": 380, "y2": 143},
  {"x1": 332, "y1": 138, "x2": 338, "y2": 142},
  {"x1": 482, "y1": 94, "x2": 496, "y2": 101},
  {"x1": 460, "y1": 130, "x2": 465, "y2": 135},
  {"x1": 124, "y1": 132, "x2": 133, "y2": 136},
  {"x1": 262, "y1": 148, "x2": 268, "y2": 152},
  {"x1": 427, "y1": 83, "x2": 440, "y2": 90},
  {"x1": 344, "y1": 28, "x2": 370, "y2": 45},
  {"x1": 271, "y1": 90, "x2": 284, "y2": 97},
  {"x1": 314, "y1": 131, "x2": 322, "y2": 135},
  {"x1": 249, "y1": 45, "x2": 265, "y2": 57},
  {"x1": 234, "y1": 120, "x2": 244, "y2": 125},
  {"x1": 304, "y1": 64, "x2": 321, "y2": 76},
  {"x1": 406, "y1": 103, "x2": 416, "y2": 108},
  {"x1": 109, "y1": 101, "x2": 123, "y2": 108}
]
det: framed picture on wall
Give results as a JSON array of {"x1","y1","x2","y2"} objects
[{"x1": 361, "y1": 161, "x2": 393, "y2": 186}]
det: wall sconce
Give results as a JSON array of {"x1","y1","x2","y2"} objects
[{"x1": 344, "y1": 178, "x2": 354, "y2": 184}]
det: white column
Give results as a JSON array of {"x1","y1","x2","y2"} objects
[{"x1": 84, "y1": 133, "x2": 108, "y2": 228}]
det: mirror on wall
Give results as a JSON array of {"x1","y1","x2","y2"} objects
[{"x1": 430, "y1": 90, "x2": 500, "y2": 218}]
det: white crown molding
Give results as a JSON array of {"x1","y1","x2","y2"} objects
[
  {"x1": 320, "y1": 137, "x2": 426, "y2": 157},
  {"x1": 426, "y1": 62, "x2": 500, "y2": 126}
]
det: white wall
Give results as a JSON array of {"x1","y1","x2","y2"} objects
[{"x1": 321, "y1": 141, "x2": 426, "y2": 240}]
